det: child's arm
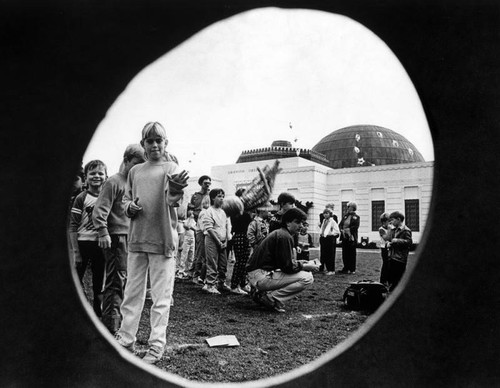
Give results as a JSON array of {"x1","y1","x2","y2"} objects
[
  {"x1": 123, "y1": 171, "x2": 142, "y2": 217},
  {"x1": 247, "y1": 220, "x2": 257, "y2": 248},
  {"x1": 68, "y1": 195, "x2": 83, "y2": 265},
  {"x1": 203, "y1": 209, "x2": 223, "y2": 250},
  {"x1": 92, "y1": 180, "x2": 113, "y2": 249},
  {"x1": 308, "y1": 233, "x2": 314, "y2": 247},
  {"x1": 331, "y1": 219, "x2": 340, "y2": 237}
]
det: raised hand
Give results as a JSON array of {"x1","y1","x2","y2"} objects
[{"x1": 171, "y1": 170, "x2": 189, "y2": 185}]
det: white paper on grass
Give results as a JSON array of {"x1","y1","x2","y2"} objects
[{"x1": 206, "y1": 335, "x2": 240, "y2": 347}]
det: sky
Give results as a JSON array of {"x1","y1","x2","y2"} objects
[{"x1": 83, "y1": 7, "x2": 434, "y2": 177}]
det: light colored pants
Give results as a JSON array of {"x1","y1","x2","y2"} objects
[
  {"x1": 179, "y1": 235, "x2": 195, "y2": 275},
  {"x1": 204, "y1": 234, "x2": 227, "y2": 287},
  {"x1": 118, "y1": 251, "x2": 175, "y2": 349},
  {"x1": 247, "y1": 269, "x2": 314, "y2": 306}
]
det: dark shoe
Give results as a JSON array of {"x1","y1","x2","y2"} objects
[
  {"x1": 260, "y1": 293, "x2": 286, "y2": 313},
  {"x1": 218, "y1": 283, "x2": 232, "y2": 293}
]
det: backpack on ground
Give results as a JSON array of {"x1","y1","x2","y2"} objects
[{"x1": 343, "y1": 280, "x2": 388, "y2": 312}]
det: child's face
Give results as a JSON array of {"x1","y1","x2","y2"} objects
[
  {"x1": 382, "y1": 219, "x2": 389, "y2": 227},
  {"x1": 86, "y1": 166, "x2": 106, "y2": 189},
  {"x1": 143, "y1": 136, "x2": 166, "y2": 161},
  {"x1": 390, "y1": 218, "x2": 402, "y2": 228},
  {"x1": 213, "y1": 193, "x2": 224, "y2": 207}
]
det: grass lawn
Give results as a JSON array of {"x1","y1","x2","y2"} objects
[{"x1": 82, "y1": 248, "x2": 412, "y2": 383}]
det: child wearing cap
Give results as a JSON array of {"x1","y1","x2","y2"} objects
[{"x1": 114, "y1": 122, "x2": 189, "y2": 364}]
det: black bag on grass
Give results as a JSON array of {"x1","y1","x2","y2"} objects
[{"x1": 343, "y1": 280, "x2": 388, "y2": 311}]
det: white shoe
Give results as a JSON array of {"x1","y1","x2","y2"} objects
[
  {"x1": 202, "y1": 285, "x2": 221, "y2": 295},
  {"x1": 230, "y1": 286, "x2": 248, "y2": 295}
]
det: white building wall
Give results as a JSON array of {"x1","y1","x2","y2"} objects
[{"x1": 186, "y1": 157, "x2": 433, "y2": 247}]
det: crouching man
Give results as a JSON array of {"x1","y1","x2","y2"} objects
[{"x1": 246, "y1": 208, "x2": 319, "y2": 313}]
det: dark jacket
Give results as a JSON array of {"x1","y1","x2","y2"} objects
[
  {"x1": 338, "y1": 212, "x2": 360, "y2": 243},
  {"x1": 388, "y1": 225, "x2": 412, "y2": 264},
  {"x1": 246, "y1": 227, "x2": 303, "y2": 274}
]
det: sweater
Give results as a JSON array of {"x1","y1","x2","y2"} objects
[
  {"x1": 124, "y1": 160, "x2": 186, "y2": 257},
  {"x1": 69, "y1": 190, "x2": 99, "y2": 241},
  {"x1": 92, "y1": 172, "x2": 130, "y2": 238}
]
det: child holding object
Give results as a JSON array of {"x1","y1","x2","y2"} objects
[{"x1": 114, "y1": 122, "x2": 188, "y2": 365}]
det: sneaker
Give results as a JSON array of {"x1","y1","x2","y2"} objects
[
  {"x1": 230, "y1": 286, "x2": 248, "y2": 295},
  {"x1": 114, "y1": 333, "x2": 135, "y2": 353},
  {"x1": 197, "y1": 277, "x2": 205, "y2": 285},
  {"x1": 273, "y1": 301, "x2": 286, "y2": 313},
  {"x1": 241, "y1": 284, "x2": 252, "y2": 293},
  {"x1": 218, "y1": 283, "x2": 232, "y2": 293},
  {"x1": 202, "y1": 285, "x2": 221, "y2": 295},
  {"x1": 326, "y1": 271, "x2": 336, "y2": 275},
  {"x1": 142, "y1": 345, "x2": 164, "y2": 364},
  {"x1": 260, "y1": 293, "x2": 286, "y2": 313}
]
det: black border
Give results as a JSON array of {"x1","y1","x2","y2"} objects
[{"x1": 1, "y1": 1, "x2": 500, "y2": 386}]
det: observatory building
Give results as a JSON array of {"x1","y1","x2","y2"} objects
[{"x1": 185, "y1": 125, "x2": 433, "y2": 246}]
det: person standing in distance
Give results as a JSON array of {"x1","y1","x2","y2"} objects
[{"x1": 338, "y1": 201, "x2": 360, "y2": 274}]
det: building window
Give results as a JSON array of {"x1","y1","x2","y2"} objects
[
  {"x1": 372, "y1": 200, "x2": 385, "y2": 231},
  {"x1": 405, "y1": 199, "x2": 420, "y2": 231}
]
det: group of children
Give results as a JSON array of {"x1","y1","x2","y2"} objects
[
  {"x1": 174, "y1": 188, "x2": 274, "y2": 296},
  {"x1": 69, "y1": 122, "x2": 188, "y2": 364},
  {"x1": 68, "y1": 120, "x2": 412, "y2": 365},
  {"x1": 316, "y1": 203, "x2": 413, "y2": 291}
]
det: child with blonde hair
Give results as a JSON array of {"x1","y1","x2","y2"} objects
[{"x1": 114, "y1": 122, "x2": 188, "y2": 364}]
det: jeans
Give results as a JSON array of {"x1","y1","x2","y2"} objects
[
  {"x1": 247, "y1": 269, "x2": 314, "y2": 307},
  {"x1": 101, "y1": 234, "x2": 128, "y2": 334},
  {"x1": 77, "y1": 240, "x2": 105, "y2": 317},
  {"x1": 117, "y1": 251, "x2": 175, "y2": 349},
  {"x1": 176, "y1": 234, "x2": 195, "y2": 276},
  {"x1": 192, "y1": 230, "x2": 206, "y2": 280},
  {"x1": 204, "y1": 234, "x2": 227, "y2": 287}
]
